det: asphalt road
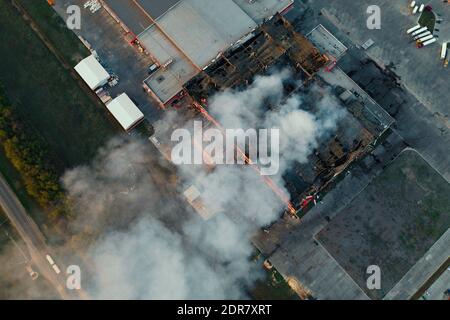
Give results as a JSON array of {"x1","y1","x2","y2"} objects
[{"x1": 0, "y1": 173, "x2": 78, "y2": 299}]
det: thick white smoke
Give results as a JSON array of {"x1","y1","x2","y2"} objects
[
  {"x1": 208, "y1": 69, "x2": 347, "y2": 175},
  {"x1": 86, "y1": 215, "x2": 257, "y2": 299},
  {"x1": 59, "y1": 70, "x2": 346, "y2": 299},
  {"x1": 62, "y1": 138, "x2": 261, "y2": 299}
]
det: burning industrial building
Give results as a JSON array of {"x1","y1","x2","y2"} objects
[
  {"x1": 9, "y1": 0, "x2": 394, "y2": 300},
  {"x1": 144, "y1": 15, "x2": 384, "y2": 219}
]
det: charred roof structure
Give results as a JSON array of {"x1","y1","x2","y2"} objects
[
  {"x1": 179, "y1": 17, "x2": 390, "y2": 214},
  {"x1": 185, "y1": 14, "x2": 328, "y2": 102},
  {"x1": 143, "y1": 13, "x2": 391, "y2": 216},
  {"x1": 102, "y1": 0, "x2": 294, "y2": 106}
]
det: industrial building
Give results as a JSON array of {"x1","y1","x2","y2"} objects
[
  {"x1": 101, "y1": 0, "x2": 294, "y2": 106},
  {"x1": 74, "y1": 54, "x2": 110, "y2": 90},
  {"x1": 181, "y1": 18, "x2": 390, "y2": 213},
  {"x1": 98, "y1": 2, "x2": 387, "y2": 215},
  {"x1": 186, "y1": 14, "x2": 329, "y2": 102}
]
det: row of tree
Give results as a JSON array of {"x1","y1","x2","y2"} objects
[{"x1": 0, "y1": 89, "x2": 68, "y2": 218}]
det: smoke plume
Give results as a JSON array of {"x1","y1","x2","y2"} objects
[{"x1": 1, "y1": 70, "x2": 346, "y2": 299}]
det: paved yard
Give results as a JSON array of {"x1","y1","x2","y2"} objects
[
  {"x1": 420, "y1": 261, "x2": 450, "y2": 300},
  {"x1": 304, "y1": 0, "x2": 449, "y2": 119},
  {"x1": 317, "y1": 149, "x2": 450, "y2": 299},
  {"x1": 53, "y1": 1, "x2": 163, "y2": 122},
  {"x1": 253, "y1": 132, "x2": 409, "y2": 299}
]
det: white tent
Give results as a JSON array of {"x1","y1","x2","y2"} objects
[
  {"x1": 74, "y1": 55, "x2": 110, "y2": 90},
  {"x1": 106, "y1": 93, "x2": 144, "y2": 131}
]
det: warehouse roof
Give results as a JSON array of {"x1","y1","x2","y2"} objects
[
  {"x1": 103, "y1": 0, "x2": 181, "y2": 35},
  {"x1": 106, "y1": 93, "x2": 144, "y2": 131},
  {"x1": 307, "y1": 24, "x2": 348, "y2": 60},
  {"x1": 135, "y1": 0, "x2": 181, "y2": 21},
  {"x1": 139, "y1": 0, "x2": 258, "y2": 103},
  {"x1": 232, "y1": 0, "x2": 294, "y2": 23},
  {"x1": 134, "y1": 0, "x2": 294, "y2": 105},
  {"x1": 152, "y1": 0, "x2": 257, "y2": 68},
  {"x1": 140, "y1": 25, "x2": 199, "y2": 104},
  {"x1": 74, "y1": 55, "x2": 110, "y2": 90}
]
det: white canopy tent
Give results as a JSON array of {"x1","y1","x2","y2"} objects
[
  {"x1": 74, "y1": 55, "x2": 110, "y2": 90},
  {"x1": 106, "y1": 93, "x2": 144, "y2": 131}
]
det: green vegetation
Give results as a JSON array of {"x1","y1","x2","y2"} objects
[
  {"x1": 248, "y1": 252, "x2": 299, "y2": 300},
  {"x1": 135, "y1": 119, "x2": 155, "y2": 139},
  {"x1": 0, "y1": 0, "x2": 118, "y2": 169},
  {"x1": 419, "y1": 9, "x2": 436, "y2": 33},
  {"x1": 0, "y1": 147, "x2": 38, "y2": 211},
  {"x1": 16, "y1": 0, "x2": 90, "y2": 67},
  {"x1": 250, "y1": 267, "x2": 299, "y2": 300},
  {"x1": 0, "y1": 1, "x2": 122, "y2": 225},
  {"x1": 0, "y1": 88, "x2": 67, "y2": 218}
]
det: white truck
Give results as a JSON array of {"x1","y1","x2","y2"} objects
[
  {"x1": 407, "y1": 24, "x2": 421, "y2": 34},
  {"x1": 417, "y1": 35, "x2": 434, "y2": 43},
  {"x1": 441, "y1": 42, "x2": 448, "y2": 60},
  {"x1": 52, "y1": 264, "x2": 61, "y2": 275},
  {"x1": 45, "y1": 254, "x2": 55, "y2": 265},
  {"x1": 413, "y1": 31, "x2": 431, "y2": 40},
  {"x1": 411, "y1": 27, "x2": 428, "y2": 36},
  {"x1": 422, "y1": 38, "x2": 437, "y2": 47},
  {"x1": 45, "y1": 254, "x2": 62, "y2": 275}
]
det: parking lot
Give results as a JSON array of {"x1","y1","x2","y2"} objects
[
  {"x1": 53, "y1": 0, "x2": 163, "y2": 122},
  {"x1": 306, "y1": 0, "x2": 449, "y2": 119},
  {"x1": 317, "y1": 149, "x2": 450, "y2": 299}
]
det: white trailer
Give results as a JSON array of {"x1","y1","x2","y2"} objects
[
  {"x1": 411, "y1": 27, "x2": 428, "y2": 36},
  {"x1": 407, "y1": 24, "x2": 421, "y2": 34},
  {"x1": 441, "y1": 42, "x2": 448, "y2": 59},
  {"x1": 422, "y1": 38, "x2": 437, "y2": 47},
  {"x1": 413, "y1": 31, "x2": 431, "y2": 40},
  {"x1": 419, "y1": 4, "x2": 425, "y2": 12},
  {"x1": 410, "y1": 1, "x2": 416, "y2": 8},
  {"x1": 413, "y1": 6, "x2": 419, "y2": 14},
  {"x1": 52, "y1": 264, "x2": 61, "y2": 275},
  {"x1": 45, "y1": 254, "x2": 55, "y2": 265},
  {"x1": 418, "y1": 34, "x2": 434, "y2": 43}
]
